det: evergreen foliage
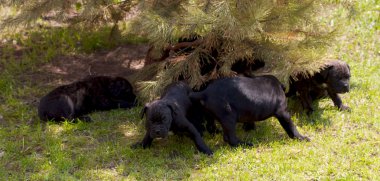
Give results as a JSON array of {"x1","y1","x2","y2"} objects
[
  {"x1": 132, "y1": 0, "x2": 348, "y2": 100},
  {"x1": 0, "y1": 0, "x2": 136, "y2": 31},
  {"x1": 0, "y1": 0, "x2": 351, "y2": 101}
]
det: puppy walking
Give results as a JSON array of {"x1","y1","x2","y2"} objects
[
  {"x1": 190, "y1": 76, "x2": 309, "y2": 147},
  {"x1": 287, "y1": 60, "x2": 351, "y2": 114},
  {"x1": 134, "y1": 82, "x2": 213, "y2": 155}
]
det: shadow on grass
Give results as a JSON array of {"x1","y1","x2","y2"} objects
[
  {"x1": 1, "y1": 97, "x2": 338, "y2": 180},
  {"x1": 287, "y1": 97, "x2": 333, "y2": 128}
]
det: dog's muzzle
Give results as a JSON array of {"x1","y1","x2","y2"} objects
[
  {"x1": 333, "y1": 83, "x2": 350, "y2": 93},
  {"x1": 150, "y1": 126, "x2": 169, "y2": 138},
  {"x1": 339, "y1": 84, "x2": 350, "y2": 93}
]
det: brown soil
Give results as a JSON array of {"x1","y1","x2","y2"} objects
[
  {"x1": 14, "y1": 6, "x2": 149, "y2": 88},
  {"x1": 20, "y1": 44, "x2": 150, "y2": 87}
]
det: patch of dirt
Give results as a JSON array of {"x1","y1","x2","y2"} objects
[{"x1": 20, "y1": 44, "x2": 150, "y2": 88}]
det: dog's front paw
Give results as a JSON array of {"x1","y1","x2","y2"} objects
[
  {"x1": 339, "y1": 105, "x2": 351, "y2": 112},
  {"x1": 131, "y1": 142, "x2": 145, "y2": 149},
  {"x1": 297, "y1": 135, "x2": 311, "y2": 142},
  {"x1": 201, "y1": 148, "x2": 214, "y2": 156},
  {"x1": 238, "y1": 141, "x2": 254, "y2": 147},
  {"x1": 79, "y1": 116, "x2": 92, "y2": 122}
]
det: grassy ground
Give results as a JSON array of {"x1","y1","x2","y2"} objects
[{"x1": 1, "y1": 1, "x2": 379, "y2": 180}]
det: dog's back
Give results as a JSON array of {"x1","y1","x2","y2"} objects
[
  {"x1": 190, "y1": 75, "x2": 286, "y2": 121},
  {"x1": 161, "y1": 81, "x2": 192, "y2": 108}
]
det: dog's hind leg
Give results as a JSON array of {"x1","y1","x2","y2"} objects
[
  {"x1": 275, "y1": 109, "x2": 310, "y2": 141},
  {"x1": 217, "y1": 113, "x2": 253, "y2": 147},
  {"x1": 299, "y1": 92, "x2": 314, "y2": 114},
  {"x1": 205, "y1": 117, "x2": 220, "y2": 135}
]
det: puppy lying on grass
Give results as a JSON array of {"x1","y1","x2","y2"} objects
[
  {"x1": 38, "y1": 76, "x2": 137, "y2": 122},
  {"x1": 287, "y1": 60, "x2": 351, "y2": 114},
  {"x1": 190, "y1": 76, "x2": 310, "y2": 147},
  {"x1": 133, "y1": 82, "x2": 213, "y2": 155}
]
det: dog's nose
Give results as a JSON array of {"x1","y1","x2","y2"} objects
[
  {"x1": 342, "y1": 84, "x2": 350, "y2": 92},
  {"x1": 155, "y1": 130, "x2": 160, "y2": 135}
]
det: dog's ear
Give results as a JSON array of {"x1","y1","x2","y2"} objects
[
  {"x1": 140, "y1": 103, "x2": 149, "y2": 119},
  {"x1": 319, "y1": 65, "x2": 332, "y2": 81},
  {"x1": 167, "y1": 103, "x2": 178, "y2": 118}
]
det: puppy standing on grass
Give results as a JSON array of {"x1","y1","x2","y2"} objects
[
  {"x1": 286, "y1": 60, "x2": 351, "y2": 114},
  {"x1": 133, "y1": 82, "x2": 213, "y2": 155},
  {"x1": 190, "y1": 76, "x2": 310, "y2": 147},
  {"x1": 38, "y1": 76, "x2": 137, "y2": 122}
]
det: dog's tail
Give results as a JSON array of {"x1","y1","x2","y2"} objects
[{"x1": 285, "y1": 77, "x2": 296, "y2": 97}]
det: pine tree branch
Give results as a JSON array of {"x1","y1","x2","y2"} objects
[{"x1": 145, "y1": 38, "x2": 203, "y2": 63}]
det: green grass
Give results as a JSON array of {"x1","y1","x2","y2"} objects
[{"x1": 0, "y1": 1, "x2": 379, "y2": 180}]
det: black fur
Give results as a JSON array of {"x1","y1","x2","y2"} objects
[
  {"x1": 133, "y1": 82, "x2": 213, "y2": 155},
  {"x1": 231, "y1": 58, "x2": 265, "y2": 77},
  {"x1": 287, "y1": 60, "x2": 351, "y2": 114},
  {"x1": 38, "y1": 76, "x2": 137, "y2": 122},
  {"x1": 190, "y1": 76, "x2": 309, "y2": 147}
]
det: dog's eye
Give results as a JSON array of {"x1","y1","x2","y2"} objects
[
  {"x1": 150, "y1": 115, "x2": 163, "y2": 123},
  {"x1": 338, "y1": 74, "x2": 349, "y2": 80},
  {"x1": 163, "y1": 117, "x2": 171, "y2": 123}
]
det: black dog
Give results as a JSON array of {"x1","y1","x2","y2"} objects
[
  {"x1": 190, "y1": 76, "x2": 309, "y2": 147},
  {"x1": 134, "y1": 82, "x2": 213, "y2": 155},
  {"x1": 286, "y1": 60, "x2": 350, "y2": 114},
  {"x1": 38, "y1": 76, "x2": 137, "y2": 122}
]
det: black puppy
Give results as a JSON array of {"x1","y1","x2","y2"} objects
[
  {"x1": 38, "y1": 76, "x2": 137, "y2": 122},
  {"x1": 190, "y1": 76, "x2": 309, "y2": 147},
  {"x1": 134, "y1": 82, "x2": 213, "y2": 155},
  {"x1": 286, "y1": 60, "x2": 350, "y2": 114}
]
